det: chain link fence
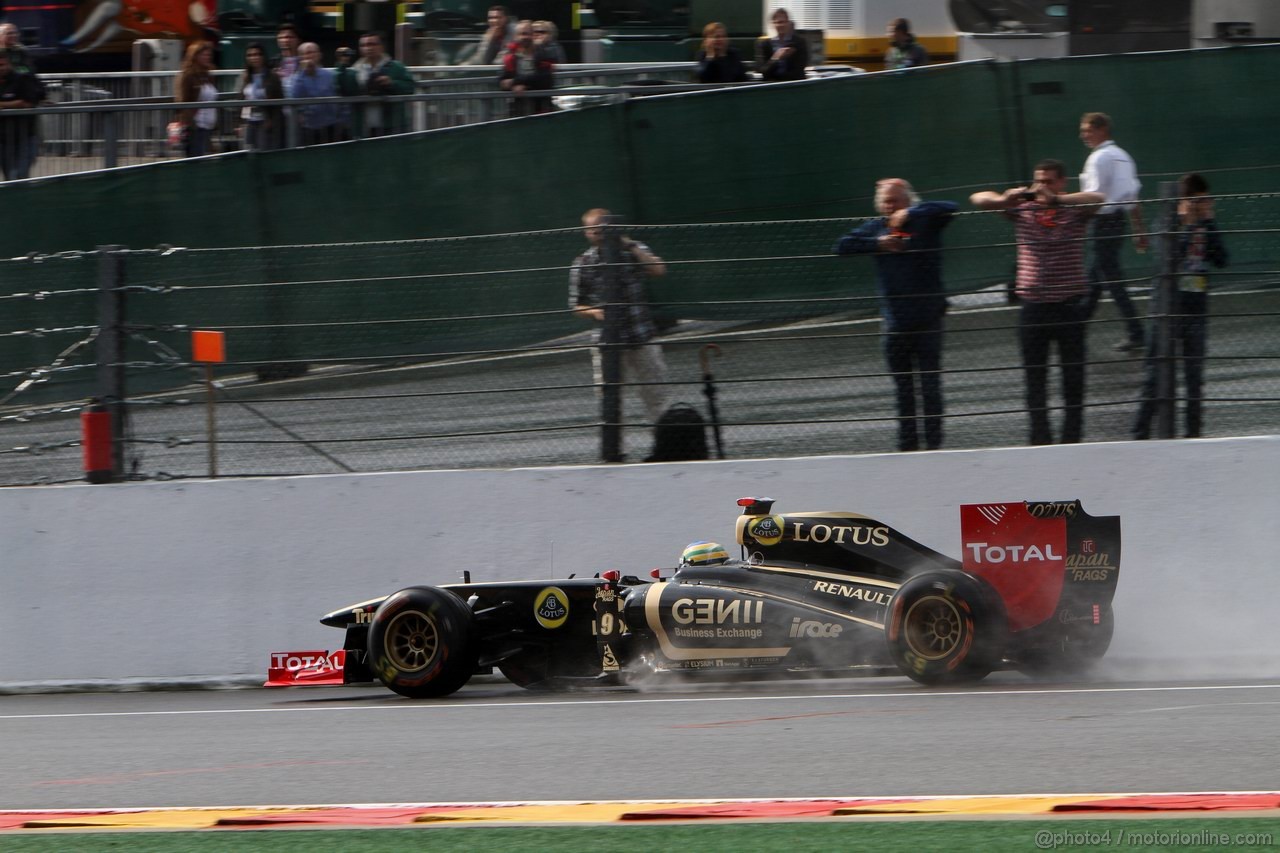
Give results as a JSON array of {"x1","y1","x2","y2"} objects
[{"x1": 2, "y1": 186, "x2": 1278, "y2": 485}]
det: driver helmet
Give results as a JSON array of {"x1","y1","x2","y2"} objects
[{"x1": 679, "y1": 540, "x2": 730, "y2": 566}]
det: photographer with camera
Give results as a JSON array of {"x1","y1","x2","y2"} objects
[
  {"x1": 970, "y1": 161, "x2": 1103, "y2": 445},
  {"x1": 338, "y1": 32, "x2": 414, "y2": 137}
]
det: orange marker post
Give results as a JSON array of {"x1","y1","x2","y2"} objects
[{"x1": 191, "y1": 331, "x2": 226, "y2": 478}]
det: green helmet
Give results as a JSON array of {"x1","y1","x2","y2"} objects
[{"x1": 680, "y1": 540, "x2": 729, "y2": 566}]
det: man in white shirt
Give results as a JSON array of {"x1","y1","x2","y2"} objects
[{"x1": 1080, "y1": 111, "x2": 1147, "y2": 353}]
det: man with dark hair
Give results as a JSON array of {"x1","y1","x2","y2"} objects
[
  {"x1": 1080, "y1": 111, "x2": 1147, "y2": 352},
  {"x1": 1132, "y1": 173, "x2": 1228, "y2": 439},
  {"x1": 834, "y1": 178, "x2": 957, "y2": 452},
  {"x1": 274, "y1": 23, "x2": 301, "y2": 79},
  {"x1": 885, "y1": 18, "x2": 927, "y2": 69},
  {"x1": 757, "y1": 8, "x2": 809, "y2": 82},
  {"x1": 459, "y1": 5, "x2": 515, "y2": 65},
  {"x1": 0, "y1": 52, "x2": 41, "y2": 180},
  {"x1": 971, "y1": 161, "x2": 1104, "y2": 445},
  {"x1": 339, "y1": 31, "x2": 414, "y2": 136}
]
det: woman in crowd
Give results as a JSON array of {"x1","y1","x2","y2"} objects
[
  {"x1": 239, "y1": 42, "x2": 284, "y2": 151},
  {"x1": 695, "y1": 22, "x2": 747, "y2": 83},
  {"x1": 174, "y1": 41, "x2": 219, "y2": 157},
  {"x1": 532, "y1": 20, "x2": 566, "y2": 64}
]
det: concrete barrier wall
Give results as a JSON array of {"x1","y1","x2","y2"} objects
[{"x1": 3, "y1": 436, "x2": 1277, "y2": 685}]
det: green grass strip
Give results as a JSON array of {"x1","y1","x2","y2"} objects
[{"x1": 1, "y1": 818, "x2": 1278, "y2": 852}]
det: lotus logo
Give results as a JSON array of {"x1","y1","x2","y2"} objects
[
  {"x1": 534, "y1": 587, "x2": 569, "y2": 629},
  {"x1": 748, "y1": 515, "x2": 785, "y2": 546}
]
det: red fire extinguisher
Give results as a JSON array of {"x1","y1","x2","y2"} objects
[{"x1": 81, "y1": 399, "x2": 113, "y2": 484}]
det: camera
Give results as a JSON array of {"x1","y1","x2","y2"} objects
[{"x1": 1017, "y1": 190, "x2": 1038, "y2": 200}]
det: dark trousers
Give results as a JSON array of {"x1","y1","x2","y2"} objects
[
  {"x1": 1085, "y1": 211, "x2": 1144, "y2": 345},
  {"x1": 1132, "y1": 309, "x2": 1207, "y2": 439},
  {"x1": 1019, "y1": 299, "x2": 1087, "y2": 445},
  {"x1": 0, "y1": 132, "x2": 36, "y2": 180},
  {"x1": 245, "y1": 120, "x2": 283, "y2": 151},
  {"x1": 883, "y1": 320, "x2": 944, "y2": 451},
  {"x1": 184, "y1": 127, "x2": 212, "y2": 158}
]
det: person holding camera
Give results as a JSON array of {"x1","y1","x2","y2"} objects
[
  {"x1": 834, "y1": 178, "x2": 957, "y2": 452},
  {"x1": 568, "y1": 208, "x2": 669, "y2": 431},
  {"x1": 970, "y1": 161, "x2": 1104, "y2": 445},
  {"x1": 1132, "y1": 173, "x2": 1228, "y2": 440},
  {"x1": 338, "y1": 32, "x2": 413, "y2": 137}
]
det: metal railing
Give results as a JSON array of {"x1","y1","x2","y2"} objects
[{"x1": 3, "y1": 64, "x2": 755, "y2": 180}]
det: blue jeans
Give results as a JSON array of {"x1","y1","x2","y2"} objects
[
  {"x1": 883, "y1": 318, "x2": 944, "y2": 451},
  {"x1": 1019, "y1": 299, "x2": 1087, "y2": 445},
  {"x1": 1132, "y1": 307, "x2": 1207, "y2": 439},
  {"x1": 1085, "y1": 211, "x2": 1144, "y2": 345}
]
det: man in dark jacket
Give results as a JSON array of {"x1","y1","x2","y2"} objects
[
  {"x1": 886, "y1": 18, "x2": 927, "y2": 69},
  {"x1": 0, "y1": 52, "x2": 41, "y2": 180},
  {"x1": 835, "y1": 179, "x2": 956, "y2": 451},
  {"x1": 757, "y1": 8, "x2": 809, "y2": 82}
]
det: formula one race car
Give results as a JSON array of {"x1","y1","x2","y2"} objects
[{"x1": 267, "y1": 497, "x2": 1120, "y2": 697}]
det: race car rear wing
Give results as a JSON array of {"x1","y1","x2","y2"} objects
[{"x1": 960, "y1": 500, "x2": 1120, "y2": 633}]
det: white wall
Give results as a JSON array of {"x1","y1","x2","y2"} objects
[{"x1": 3, "y1": 436, "x2": 1277, "y2": 685}]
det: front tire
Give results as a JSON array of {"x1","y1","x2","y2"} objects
[
  {"x1": 886, "y1": 573, "x2": 1004, "y2": 685},
  {"x1": 367, "y1": 586, "x2": 476, "y2": 698}
]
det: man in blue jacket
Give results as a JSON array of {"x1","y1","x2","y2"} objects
[{"x1": 835, "y1": 179, "x2": 957, "y2": 451}]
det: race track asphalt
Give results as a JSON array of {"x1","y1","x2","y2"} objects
[{"x1": 2, "y1": 673, "x2": 1278, "y2": 810}]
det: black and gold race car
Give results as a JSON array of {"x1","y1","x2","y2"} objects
[{"x1": 268, "y1": 497, "x2": 1120, "y2": 697}]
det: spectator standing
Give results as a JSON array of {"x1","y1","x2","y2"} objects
[
  {"x1": 239, "y1": 42, "x2": 284, "y2": 151},
  {"x1": 289, "y1": 42, "x2": 341, "y2": 146},
  {"x1": 459, "y1": 5, "x2": 514, "y2": 65},
  {"x1": 1, "y1": 23, "x2": 35, "y2": 74},
  {"x1": 1079, "y1": 111, "x2": 1147, "y2": 352},
  {"x1": 834, "y1": 179, "x2": 957, "y2": 452},
  {"x1": 498, "y1": 20, "x2": 555, "y2": 116},
  {"x1": 1132, "y1": 173, "x2": 1228, "y2": 440},
  {"x1": 695, "y1": 22, "x2": 747, "y2": 83},
  {"x1": 332, "y1": 46, "x2": 356, "y2": 139},
  {"x1": 757, "y1": 8, "x2": 808, "y2": 82},
  {"x1": 274, "y1": 24, "x2": 300, "y2": 80},
  {"x1": 174, "y1": 41, "x2": 219, "y2": 157},
  {"x1": 970, "y1": 160, "x2": 1104, "y2": 445},
  {"x1": 533, "y1": 20, "x2": 567, "y2": 64},
  {"x1": 0, "y1": 52, "x2": 40, "y2": 180},
  {"x1": 339, "y1": 32, "x2": 413, "y2": 136},
  {"x1": 885, "y1": 18, "x2": 927, "y2": 69},
  {"x1": 569, "y1": 208, "x2": 669, "y2": 429}
]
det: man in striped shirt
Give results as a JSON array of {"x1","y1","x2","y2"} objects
[{"x1": 971, "y1": 160, "x2": 1104, "y2": 445}]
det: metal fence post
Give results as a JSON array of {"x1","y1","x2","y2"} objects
[
  {"x1": 1153, "y1": 181, "x2": 1179, "y2": 440},
  {"x1": 102, "y1": 110, "x2": 118, "y2": 169},
  {"x1": 599, "y1": 216, "x2": 624, "y2": 463},
  {"x1": 96, "y1": 246, "x2": 129, "y2": 481}
]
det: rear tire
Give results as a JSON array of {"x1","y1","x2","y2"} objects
[
  {"x1": 886, "y1": 573, "x2": 1004, "y2": 686},
  {"x1": 367, "y1": 587, "x2": 476, "y2": 698}
]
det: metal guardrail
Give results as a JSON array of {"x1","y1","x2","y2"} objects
[
  {"x1": 5, "y1": 63, "x2": 868, "y2": 181},
  {"x1": 3, "y1": 63, "x2": 704, "y2": 180}
]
